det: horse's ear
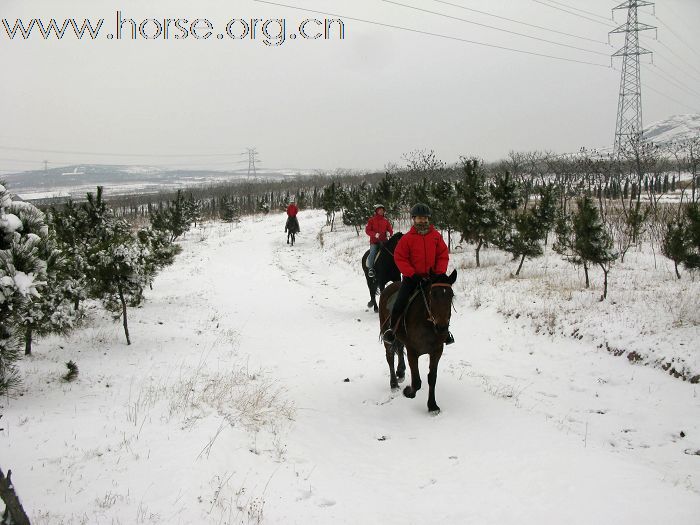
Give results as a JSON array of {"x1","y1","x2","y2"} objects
[{"x1": 448, "y1": 269, "x2": 457, "y2": 284}]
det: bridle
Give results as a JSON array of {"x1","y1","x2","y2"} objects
[{"x1": 420, "y1": 282, "x2": 453, "y2": 331}]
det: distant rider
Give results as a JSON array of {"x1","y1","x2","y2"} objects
[
  {"x1": 383, "y1": 203, "x2": 454, "y2": 345},
  {"x1": 365, "y1": 204, "x2": 393, "y2": 278},
  {"x1": 285, "y1": 200, "x2": 300, "y2": 235}
]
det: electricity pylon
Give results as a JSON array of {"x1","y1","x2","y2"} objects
[{"x1": 610, "y1": 1, "x2": 656, "y2": 158}]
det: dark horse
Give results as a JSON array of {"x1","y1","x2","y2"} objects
[
  {"x1": 285, "y1": 216, "x2": 300, "y2": 246},
  {"x1": 378, "y1": 269, "x2": 457, "y2": 413},
  {"x1": 361, "y1": 232, "x2": 403, "y2": 312}
]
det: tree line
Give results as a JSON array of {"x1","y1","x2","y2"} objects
[{"x1": 1, "y1": 138, "x2": 699, "y2": 395}]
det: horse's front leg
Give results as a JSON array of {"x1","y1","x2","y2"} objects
[
  {"x1": 427, "y1": 348, "x2": 443, "y2": 413},
  {"x1": 403, "y1": 349, "x2": 421, "y2": 399}
]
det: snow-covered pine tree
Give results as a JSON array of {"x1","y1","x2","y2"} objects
[
  {"x1": 88, "y1": 216, "x2": 146, "y2": 346},
  {"x1": 184, "y1": 194, "x2": 203, "y2": 227},
  {"x1": 77, "y1": 187, "x2": 155, "y2": 345},
  {"x1": 47, "y1": 201, "x2": 90, "y2": 311},
  {"x1": 150, "y1": 190, "x2": 191, "y2": 242},
  {"x1": 136, "y1": 227, "x2": 181, "y2": 286},
  {"x1": 0, "y1": 186, "x2": 47, "y2": 393},
  {"x1": 454, "y1": 158, "x2": 500, "y2": 267},
  {"x1": 12, "y1": 201, "x2": 81, "y2": 355}
]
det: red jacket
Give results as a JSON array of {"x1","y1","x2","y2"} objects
[
  {"x1": 287, "y1": 204, "x2": 298, "y2": 217},
  {"x1": 365, "y1": 213, "x2": 394, "y2": 245},
  {"x1": 394, "y1": 225, "x2": 449, "y2": 278}
]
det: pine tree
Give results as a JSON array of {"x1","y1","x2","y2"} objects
[
  {"x1": 533, "y1": 183, "x2": 559, "y2": 246},
  {"x1": 12, "y1": 203, "x2": 81, "y2": 356},
  {"x1": 430, "y1": 180, "x2": 458, "y2": 251},
  {"x1": 662, "y1": 220, "x2": 688, "y2": 279},
  {"x1": 342, "y1": 183, "x2": 372, "y2": 236},
  {"x1": 151, "y1": 190, "x2": 191, "y2": 242},
  {"x1": 372, "y1": 173, "x2": 405, "y2": 220},
  {"x1": 683, "y1": 203, "x2": 700, "y2": 270},
  {"x1": 88, "y1": 217, "x2": 145, "y2": 346},
  {"x1": 220, "y1": 197, "x2": 240, "y2": 223},
  {"x1": 506, "y1": 209, "x2": 544, "y2": 276},
  {"x1": 454, "y1": 158, "x2": 500, "y2": 267},
  {"x1": 554, "y1": 196, "x2": 618, "y2": 299},
  {"x1": 0, "y1": 185, "x2": 47, "y2": 393},
  {"x1": 321, "y1": 182, "x2": 344, "y2": 231}
]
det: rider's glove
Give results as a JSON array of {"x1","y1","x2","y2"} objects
[{"x1": 375, "y1": 233, "x2": 380, "y2": 239}]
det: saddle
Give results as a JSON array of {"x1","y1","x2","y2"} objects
[{"x1": 383, "y1": 286, "x2": 423, "y2": 332}]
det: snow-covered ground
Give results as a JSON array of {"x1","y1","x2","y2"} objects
[{"x1": 2, "y1": 210, "x2": 699, "y2": 524}]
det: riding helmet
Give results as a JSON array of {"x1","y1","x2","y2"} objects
[
  {"x1": 410, "y1": 203, "x2": 431, "y2": 217},
  {"x1": 374, "y1": 204, "x2": 385, "y2": 211}
]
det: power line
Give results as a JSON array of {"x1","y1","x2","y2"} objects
[
  {"x1": 532, "y1": 0, "x2": 616, "y2": 27},
  {"x1": 646, "y1": 63, "x2": 700, "y2": 98},
  {"x1": 253, "y1": 0, "x2": 611, "y2": 68},
  {"x1": 653, "y1": 14, "x2": 700, "y2": 62},
  {"x1": 639, "y1": 38, "x2": 700, "y2": 86},
  {"x1": 430, "y1": 0, "x2": 610, "y2": 45},
  {"x1": 642, "y1": 81, "x2": 700, "y2": 113},
  {"x1": 537, "y1": 0, "x2": 613, "y2": 22},
  {"x1": 642, "y1": 35, "x2": 700, "y2": 79},
  {"x1": 382, "y1": 0, "x2": 610, "y2": 56}
]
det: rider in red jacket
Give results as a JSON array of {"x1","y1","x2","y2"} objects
[
  {"x1": 365, "y1": 204, "x2": 393, "y2": 278},
  {"x1": 285, "y1": 200, "x2": 300, "y2": 234},
  {"x1": 383, "y1": 203, "x2": 453, "y2": 345}
]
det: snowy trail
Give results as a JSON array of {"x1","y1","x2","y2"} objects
[
  {"x1": 168, "y1": 212, "x2": 700, "y2": 523},
  {"x1": 4, "y1": 211, "x2": 700, "y2": 524}
]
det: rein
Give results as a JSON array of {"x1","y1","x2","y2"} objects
[{"x1": 420, "y1": 282, "x2": 453, "y2": 330}]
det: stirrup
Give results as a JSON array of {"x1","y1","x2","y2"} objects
[
  {"x1": 382, "y1": 328, "x2": 395, "y2": 344},
  {"x1": 445, "y1": 331, "x2": 455, "y2": 345},
  {"x1": 368, "y1": 268, "x2": 375, "y2": 278}
]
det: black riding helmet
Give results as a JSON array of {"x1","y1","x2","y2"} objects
[{"x1": 410, "y1": 203, "x2": 431, "y2": 217}]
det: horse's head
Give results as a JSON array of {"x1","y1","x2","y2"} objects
[
  {"x1": 426, "y1": 269, "x2": 457, "y2": 333},
  {"x1": 385, "y1": 232, "x2": 403, "y2": 251}
]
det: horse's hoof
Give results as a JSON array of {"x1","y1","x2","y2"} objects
[
  {"x1": 373, "y1": 306, "x2": 378, "y2": 313},
  {"x1": 403, "y1": 386, "x2": 416, "y2": 398},
  {"x1": 397, "y1": 374, "x2": 405, "y2": 383},
  {"x1": 429, "y1": 407, "x2": 441, "y2": 416},
  {"x1": 367, "y1": 300, "x2": 374, "y2": 308},
  {"x1": 390, "y1": 381, "x2": 399, "y2": 390}
]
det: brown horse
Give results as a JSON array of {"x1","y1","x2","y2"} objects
[{"x1": 378, "y1": 269, "x2": 457, "y2": 413}]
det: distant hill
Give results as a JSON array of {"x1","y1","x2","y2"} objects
[
  {"x1": 643, "y1": 114, "x2": 700, "y2": 145},
  {"x1": 1, "y1": 164, "x2": 317, "y2": 201}
]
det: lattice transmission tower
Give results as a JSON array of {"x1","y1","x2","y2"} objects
[
  {"x1": 610, "y1": 1, "x2": 656, "y2": 158},
  {"x1": 240, "y1": 147, "x2": 260, "y2": 176}
]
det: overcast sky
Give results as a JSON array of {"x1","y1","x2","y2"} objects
[{"x1": 2, "y1": 0, "x2": 699, "y2": 174}]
